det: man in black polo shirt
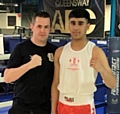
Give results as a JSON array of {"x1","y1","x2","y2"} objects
[{"x1": 4, "y1": 11, "x2": 57, "y2": 114}]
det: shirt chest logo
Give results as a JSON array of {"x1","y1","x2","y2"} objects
[
  {"x1": 69, "y1": 57, "x2": 80, "y2": 65},
  {"x1": 67, "y1": 57, "x2": 80, "y2": 70},
  {"x1": 47, "y1": 53, "x2": 54, "y2": 62}
]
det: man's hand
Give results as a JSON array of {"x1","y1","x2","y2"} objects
[{"x1": 29, "y1": 54, "x2": 42, "y2": 69}]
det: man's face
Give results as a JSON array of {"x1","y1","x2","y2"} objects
[
  {"x1": 31, "y1": 17, "x2": 51, "y2": 42},
  {"x1": 69, "y1": 18, "x2": 90, "y2": 40}
]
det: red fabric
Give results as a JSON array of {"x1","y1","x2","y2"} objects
[{"x1": 58, "y1": 101, "x2": 94, "y2": 114}]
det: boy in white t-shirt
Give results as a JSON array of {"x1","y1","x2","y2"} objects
[{"x1": 51, "y1": 8, "x2": 116, "y2": 114}]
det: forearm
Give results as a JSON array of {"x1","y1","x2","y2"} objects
[
  {"x1": 100, "y1": 68, "x2": 116, "y2": 89},
  {"x1": 4, "y1": 62, "x2": 31, "y2": 83},
  {"x1": 51, "y1": 84, "x2": 59, "y2": 114}
]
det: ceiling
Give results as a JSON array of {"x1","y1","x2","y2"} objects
[
  {"x1": 0, "y1": 0, "x2": 24, "y2": 3},
  {"x1": 0, "y1": 0, "x2": 40, "y2": 4},
  {"x1": 0, "y1": 0, "x2": 39, "y2": 13},
  {"x1": 1, "y1": 0, "x2": 111, "y2": 4}
]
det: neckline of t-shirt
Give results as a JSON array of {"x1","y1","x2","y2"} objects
[
  {"x1": 69, "y1": 41, "x2": 90, "y2": 53},
  {"x1": 29, "y1": 38, "x2": 47, "y2": 48}
]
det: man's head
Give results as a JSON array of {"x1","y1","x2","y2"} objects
[
  {"x1": 68, "y1": 8, "x2": 90, "y2": 40},
  {"x1": 32, "y1": 11, "x2": 51, "y2": 26},
  {"x1": 30, "y1": 11, "x2": 51, "y2": 44}
]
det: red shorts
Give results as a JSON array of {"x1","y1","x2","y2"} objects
[{"x1": 57, "y1": 101, "x2": 95, "y2": 114}]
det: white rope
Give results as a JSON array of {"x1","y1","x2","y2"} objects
[{"x1": 0, "y1": 100, "x2": 12, "y2": 108}]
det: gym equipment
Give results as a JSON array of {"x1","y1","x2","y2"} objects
[
  {"x1": 47, "y1": 38, "x2": 67, "y2": 47},
  {"x1": 48, "y1": 33, "x2": 70, "y2": 47},
  {"x1": 3, "y1": 35, "x2": 27, "y2": 54},
  {"x1": 8, "y1": 38, "x2": 26, "y2": 53},
  {"x1": 13, "y1": 26, "x2": 31, "y2": 38},
  {"x1": 3, "y1": 35, "x2": 21, "y2": 54}
]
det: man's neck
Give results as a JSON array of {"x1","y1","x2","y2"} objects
[{"x1": 31, "y1": 37, "x2": 47, "y2": 47}]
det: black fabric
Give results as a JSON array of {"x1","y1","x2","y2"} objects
[
  {"x1": 9, "y1": 100, "x2": 51, "y2": 114},
  {"x1": 7, "y1": 38, "x2": 57, "y2": 110},
  {"x1": 0, "y1": 66, "x2": 6, "y2": 77}
]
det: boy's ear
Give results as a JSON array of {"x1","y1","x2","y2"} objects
[
  {"x1": 87, "y1": 23, "x2": 90, "y2": 30},
  {"x1": 50, "y1": 27, "x2": 52, "y2": 32}
]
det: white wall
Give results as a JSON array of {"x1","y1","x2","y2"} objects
[{"x1": 1, "y1": 12, "x2": 32, "y2": 34}]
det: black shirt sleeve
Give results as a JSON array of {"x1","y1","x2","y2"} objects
[{"x1": 7, "y1": 44, "x2": 22, "y2": 68}]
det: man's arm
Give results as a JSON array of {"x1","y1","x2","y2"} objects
[
  {"x1": 90, "y1": 46, "x2": 116, "y2": 89},
  {"x1": 4, "y1": 54, "x2": 42, "y2": 83},
  {"x1": 51, "y1": 47, "x2": 63, "y2": 114}
]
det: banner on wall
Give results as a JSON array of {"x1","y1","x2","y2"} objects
[
  {"x1": 43, "y1": 0, "x2": 105, "y2": 38},
  {"x1": 107, "y1": 37, "x2": 120, "y2": 113},
  {"x1": 115, "y1": 0, "x2": 120, "y2": 36}
]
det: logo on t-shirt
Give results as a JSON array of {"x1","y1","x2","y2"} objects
[
  {"x1": 67, "y1": 57, "x2": 80, "y2": 70},
  {"x1": 47, "y1": 53, "x2": 54, "y2": 62}
]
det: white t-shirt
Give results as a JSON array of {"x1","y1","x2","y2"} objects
[{"x1": 58, "y1": 41, "x2": 98, "y2": 105}]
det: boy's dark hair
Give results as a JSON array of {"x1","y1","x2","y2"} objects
[
  {"x1": 32, "y1": 11, "x2": 51, "y2": 26},
  {"x1": 69, "y1": 8, "x2": 90, "y2": 23}
]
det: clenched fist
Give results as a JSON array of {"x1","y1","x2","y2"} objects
[
  {"x1": 90, "y1": 57, "x2": 104, "y2": 72},
  {"x1": 29, "y1": 54, "x2": 42, "y2": 69}
]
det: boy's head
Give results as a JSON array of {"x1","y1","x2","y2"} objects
[
  {"x1": 68, "y1": 8, "x2": 90, "y2": 40},
  {"x1": 69, "y1": 8, "x2": 90, "y2": 23}
]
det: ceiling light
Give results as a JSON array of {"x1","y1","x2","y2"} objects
[{"x1": 0, "y1": 2, "x2": 4, "y2": 5}]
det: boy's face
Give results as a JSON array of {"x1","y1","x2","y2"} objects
[{"x1": 69, "y1": 17, "x2": 90, "y2": 40}]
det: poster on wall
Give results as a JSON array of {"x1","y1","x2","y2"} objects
[
  {"x1": 115, "y1": 0, "x2": 120, "y2": 36},
  {"x1": 43, "y1": 0, "x2": 105, "y2": 38},
  {"x1": 107, "y1": 37, "x2": 120, "y2": 113}
]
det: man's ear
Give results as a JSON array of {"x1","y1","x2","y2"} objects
[{"x1": 30, "y1": 23, "x2": 33, "y2": 31}]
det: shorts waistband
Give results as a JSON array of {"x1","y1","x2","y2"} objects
[{"x1": 59, "y1": 93, "x2": 94, "y2": 106}]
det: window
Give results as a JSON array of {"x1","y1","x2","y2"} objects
[{"x1": 8, "y1": 16, "x2": 16, "y2": 26}]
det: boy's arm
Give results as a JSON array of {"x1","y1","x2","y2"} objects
[
  {"x1": 51, "y1": 47, "x2": 63, "y2": 114},
  {"x1": 90, "y1": 46, "x2": 116, "y2": 89}
]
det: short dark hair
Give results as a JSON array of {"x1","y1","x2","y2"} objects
[
  {"x1": 69, "y1": 8, "x2": 90, "y2": 23},
  {"x1": 32, "y1": 11, "x2": 51, "y2": 26}
]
